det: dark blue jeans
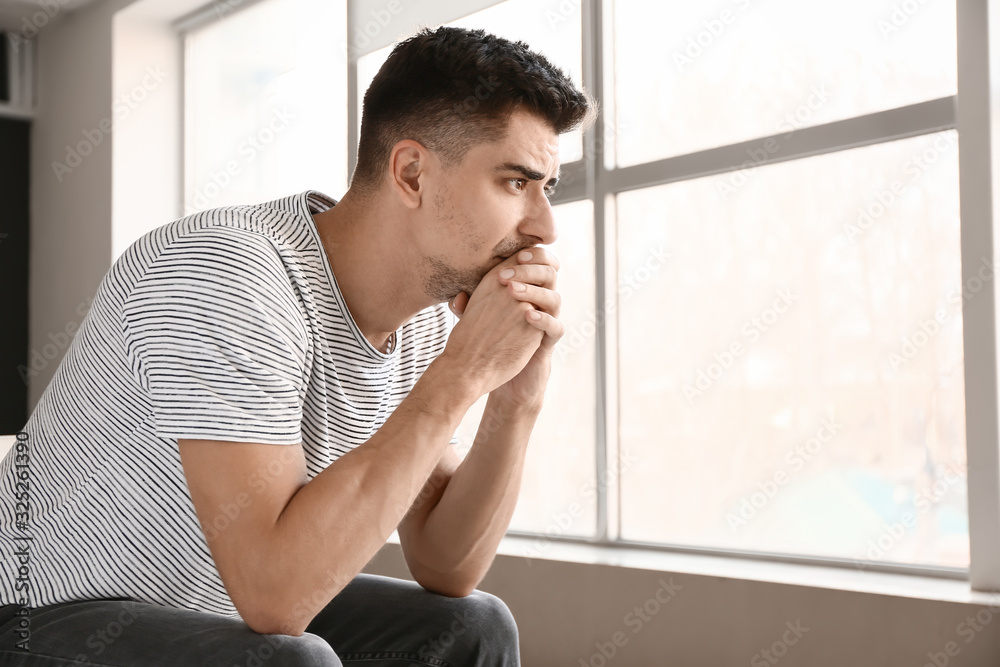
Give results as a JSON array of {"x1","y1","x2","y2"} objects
[{"x1": 0, "y1": 573, "x2": 520, "y2": 666}]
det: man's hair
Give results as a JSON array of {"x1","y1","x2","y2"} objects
[{"x1": 351, "y1": 26, "x2": 595, "y2": 194}]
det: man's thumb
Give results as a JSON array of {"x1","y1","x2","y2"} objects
[{"x1": 449, "y1": 292, "x2": 470, "y2": 318}]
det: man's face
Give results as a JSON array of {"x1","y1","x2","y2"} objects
[{"x1": 419, "y1": 109, "x2": 561, "y2": 303}]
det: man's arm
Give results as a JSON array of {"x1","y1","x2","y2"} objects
[
  {"x1": 180, "y1": 361, "x2": 474, "y2": 636},
  {"x1": 396, "y1": 393, "x2": 538, "y2": 597},
  {"x1": 397, "y1": 246, "x2": 563, "y2": 595},
  {"x1": 180, "y1": 254, "x2": 544, "y2": 637}
]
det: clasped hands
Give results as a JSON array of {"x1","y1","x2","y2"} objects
[{"x1": 445, "y1": 247, "x2": 564, "y2": 409}]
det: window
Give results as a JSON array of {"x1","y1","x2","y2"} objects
[
  {"x1": 191, "y1": 0, "x2": 990, "y2": 582},
  {"x1": 617, "y1": 133, "x2": 963, "y2": 566},
  {"x1": 606, "y1": 0, "x2": 964, "y2": 572},
  {"x1": 612, "y1": 0, "x2": 956, "y2": 165},
  {"x1": 183, "y1": 0, "x2": 348, "y2": 214}
]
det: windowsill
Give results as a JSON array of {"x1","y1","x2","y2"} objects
[{"x1": 384, "y1": 532, "x2": 994, "y2": 606}]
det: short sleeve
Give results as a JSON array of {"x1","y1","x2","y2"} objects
[{"x1": 122, "y1": 228, "x2": 309, "y2": 445}]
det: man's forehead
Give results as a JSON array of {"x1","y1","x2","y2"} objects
[
  {"x1": 458, "y1": 108, "x2": 561, "y2": 175},
  {"x1": 492, "y1": 151, "x2": 560, "y2": 175},
  {"x1": 501, "y1": 108, "x2": 558, "y2": 149},
  {"x1": 496, "y1": 134, "x2": 560, "y2": 175}
]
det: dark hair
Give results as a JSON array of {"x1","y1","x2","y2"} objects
[{"x1": 351, "y1": 26, "x2": 595, "y2": 194}]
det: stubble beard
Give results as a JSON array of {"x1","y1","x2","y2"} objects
[{"x1": 424, "y1": 235, "x2": 530, "y2": 304}]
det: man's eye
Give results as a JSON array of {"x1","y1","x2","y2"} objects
[
  {"x1": 543, "y1": 185, "x2": 556, "y2": 199},
  {"x1": 508, "y1": 178, "x2": 527, "y2": 192}
]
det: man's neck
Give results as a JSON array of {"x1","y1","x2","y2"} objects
[{"x1": 312, "y1": 190, "x2": 432, "y2": 352}]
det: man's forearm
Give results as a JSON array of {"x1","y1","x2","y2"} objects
[
  {"x1": 404, "y1": 393, "x2": 539, "y2": 594},
  {"x1": 254, "y1": 358, "x2": 476, "y2": 635}
]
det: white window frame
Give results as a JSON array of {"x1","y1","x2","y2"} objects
[{"x1": 956, "y1": 0, "x2": 1000, "y2": 593}]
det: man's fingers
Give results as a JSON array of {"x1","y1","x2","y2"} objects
[
  {"x1": 525, "y1": 308, "x2": 564, "y2": 343},
  {"x1": 507, "y1": 282, "x2": 561, "y2": 316},
  {"x1": 497, "y1": 264, "x2": 558, "y2": 290},
  {"x1": 517, "y1": 246, "x2": 560, "y2": 272}
]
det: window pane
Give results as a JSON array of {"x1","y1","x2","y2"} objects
[
  {"x1": 185, "y1": 0, "x2": 348, "y2": 214},
  {"x1": 453, "y1": 200, "x2": 597, "y2": 541},
  {"x1": 613, "y1": 0, "x2": 957, "y2": 166},
  {"x1": 357, "y1": 0, "x2": 584, "y2": 163},
  {"x1": 617, "y1": 132, "x2": 967, "y2": 569}
]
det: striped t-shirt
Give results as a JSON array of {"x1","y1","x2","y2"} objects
[{"x1": 0, "y1": 190, "x2": 454, "y2": 618}]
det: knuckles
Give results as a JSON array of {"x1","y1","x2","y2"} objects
[
  {"x1": 551, "y1": 319, "x2": 566, "y2": 340},
  {"x1": 550, "y1": 291, "x2": 562, "y2": 313}
]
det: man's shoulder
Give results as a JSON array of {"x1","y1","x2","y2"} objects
[
  {"x1": 164, "y1": 201, "x2": 310, "y2": 249},
  {"x1": 125, "y1": 192, "x2": 318, "y2": 259},
  {"x1": 113, "y1": 196, "x2": 322, "y2": 287}
]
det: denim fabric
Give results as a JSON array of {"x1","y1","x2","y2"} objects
[{"x1": 0, "y1": 573, "x2": 520, "y2": 666}]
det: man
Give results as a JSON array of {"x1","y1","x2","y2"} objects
[{"x1": 0, "y1": 25, "x2": 593, "y2": 666}]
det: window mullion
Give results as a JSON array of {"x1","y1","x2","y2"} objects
[
  {"x1": 584, "y1": 0, "x2": 620, "y2": 543},
  {"x1": 604, "y1": 96, "x2": 956, "y2": 196},
  {"x1": 957, "y1": 0, "x2": 1000, "y2": 592}
]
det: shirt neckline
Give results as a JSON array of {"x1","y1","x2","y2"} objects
[{"x1": 298, "y1": 190, "x2": 402, "y2": 363}]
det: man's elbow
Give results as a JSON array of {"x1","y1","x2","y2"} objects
[
  {"x1": 238, "y1": 602, "x2": 299, "y2": 636},
  {"x1": 412, "y1": 566, "x2": 478, "y2": 598},
  {"x1": 235, "y1": 590, "x2": 314, "y2": 637},
  {"x1": 418, "y1": 580, "x2": 477, "y2": 598},
  {"x1": 402, "y1": 538, "x2": 483, "y2": 597}
]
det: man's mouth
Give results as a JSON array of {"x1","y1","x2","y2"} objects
[{"x1": 497, "y1": 246, "x2": 530, "y2": 262}]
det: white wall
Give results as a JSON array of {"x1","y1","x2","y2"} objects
[{"x1": 366, "y1": 541, "x2": 1000, "y2": 666}]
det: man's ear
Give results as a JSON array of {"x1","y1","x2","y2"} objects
[{"x1": 388, "y1": 139, "x2": 429, "y2": 210}]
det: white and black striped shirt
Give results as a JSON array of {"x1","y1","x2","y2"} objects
[{"x1": 0, "y1": 190, "x2": 454, "y2": 618}]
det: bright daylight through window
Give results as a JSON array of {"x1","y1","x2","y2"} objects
[
  {"x1": 613, "y1": 0, "x2": 963, "y2": 570},
  {"x1": 184, "y1": 0, "x2": 348, "y2": 215}
]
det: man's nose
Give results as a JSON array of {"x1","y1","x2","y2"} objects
[{"x1": 521, "y1": 190, "x2": 558, "y2": 245}]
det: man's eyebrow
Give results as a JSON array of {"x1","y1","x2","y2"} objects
[{"x1": 496, "y1": 162, "x2": 560, "y2": 187}]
